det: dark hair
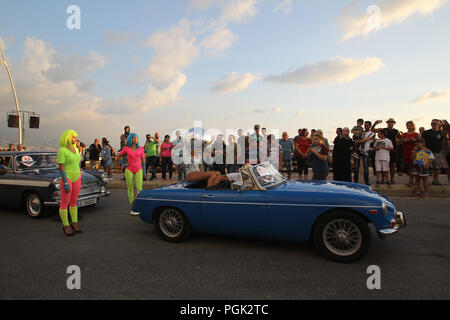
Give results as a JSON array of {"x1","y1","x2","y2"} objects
[
  {"x1": 300, "y1": 129, "x2": 308, "y2": 137},
  {"x1": 164, "y1": 135, "x2": 170, "y2": 140},
  {"x1": 365, "y1": 121, "x2": 372, "y2": 126},
  {"x1": 357, "y1": 119, "x2": 364, "y2": 124},
  {"x1": 124, "y1": 126, "x2": 130, "y2": 130}
]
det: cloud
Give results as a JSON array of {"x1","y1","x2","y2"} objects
[
  {"x1": 190, "y1": 0, "x2": 220, "y2": 10},
  {"x1": 224, "y1": 115, "x2": 238, "y2": 121},
  {"x1": 272, "y1": 106, "x2": 283, "y2": 113},
  {"x1": 0, "y1": 37, "x2": 119, "y2": 144},
  {"x1": 265, "y1": 57, "x2": 383, "y2": 87},
  {"x1": 190, "y1": 0, "x2": 257, "y2": 24},
  {"x1": 200, "y1": 28, "x2": 237, "y2": 55},
  {"x1": 141, "y1": 1, "x2": 259, "y2": 97},
  {"x1": 103, "y1": 30, "x2": 132, "y2": 46},
  {"x1": 274, "y1": 0, "x2": 293, "y2": 14},
  {"x1": 338, "y1": 0, "x2": 448, "y2": 40},
  {"x1": 295, "y1": 109, "x2": 305, "y2": 116},
  {"x1": 211, "y1": 72, "x2": 261, "y2": 94},
  {"x1": 119, "y1": 73, "x2": 187, "y2": 113},
  {"x1": 0, "y1": 37, "x2": 15, "y2": 50},
  {"x1": 252, "y1": 109, "x2": 267, "y2": 114},
  {"x1": 46, "y1": 51, "x2": 109, "y2": 82},
  {"x1": 218, "y1": 0, "x2": 258, "y2": 24},
  {"x1": 143, "y1": 19, "x2": 200, "y2": 89},
  {"x1": 409, "y1": 90, "x2": 450, "y2": 104}
]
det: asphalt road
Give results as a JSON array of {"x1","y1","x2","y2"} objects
[{"x1": 0, "y1": 190, "x2": 449, "y2": 300}]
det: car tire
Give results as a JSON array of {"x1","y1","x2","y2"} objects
[
  {"x1": 154, "y1": 207, "x2": 191, "y2": 243},
  {"x1": 25, "y1": 193, "x2": 45, "y2": 219},
  {"x1": 313, "y1": 211, "x2": 371, "y2": 263}
]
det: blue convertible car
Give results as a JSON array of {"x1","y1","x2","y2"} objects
[{"x1": 134, "y1": 163, "x2": 406, "y2": 262}]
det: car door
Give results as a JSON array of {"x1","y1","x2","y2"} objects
[
  {"x1": 200, "y1": 181, "x2": 268, "y2": 238},
  {"x1": 0, "y1": 156, "x2": 19, "y2": 206}
]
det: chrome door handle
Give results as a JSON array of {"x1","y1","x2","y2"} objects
[{"x1": 202, "y1": 194, "x2": 215, "y2": 199}]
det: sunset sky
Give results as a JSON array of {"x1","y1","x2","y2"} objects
[{"x1": 1, "y1": 0, "x2": 449, "y2": 150}]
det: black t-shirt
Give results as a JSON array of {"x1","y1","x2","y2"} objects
[
  {"x1": 422, "y1": 129, "x2": 443, "y2": 153},
  {"x1": 89, "y1": 143, "x2": 102, "y2": 160},
  {"x1": 381, "y1": 128, "x2": 399, "y2": 149}
]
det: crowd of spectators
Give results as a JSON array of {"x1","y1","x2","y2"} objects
[{"x1": 2, "y1": 118, "x2": 449, "y2": 197}]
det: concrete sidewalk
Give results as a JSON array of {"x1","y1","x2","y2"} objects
[{"x1": 107, "y1": 171, "x2": 450, "y2": 198}]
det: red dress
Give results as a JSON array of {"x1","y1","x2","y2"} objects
[{"x1": 402, "y1": 132, "x2": 418, "y2": 165}]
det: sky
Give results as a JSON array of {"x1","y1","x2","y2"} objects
[{"x1": 0, "y1": 0, "x2": 449, "y2": 150}]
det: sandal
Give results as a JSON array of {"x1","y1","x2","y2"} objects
[
  {"x1": 71, "y1": 223, "x2": 83, "y2": 234},
  {"x1": 63, "y1": 226, "x2": 74, "y2": 237}
]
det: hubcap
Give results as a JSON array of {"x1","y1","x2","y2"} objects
[
  {"x1": 28, "y1": 195, "x2": 41, "y2": 216},
  {"x1": 159, "y1": 209, "x2": 184, "y2": 238},
  {"x1": 323, "y1": 219, "x2": 362, "y2": 257}
]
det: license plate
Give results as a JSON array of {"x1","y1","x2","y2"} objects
[{"x1": 78, "y1": 198, "x2": 97, "y2": 208}]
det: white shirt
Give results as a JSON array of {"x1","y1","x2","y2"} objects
[
  {"x1": 360, "y1": 131, "x2": 375, "y2": 153},
  {"x1": 374, "y1": 138, "x2": 393, "y2": 161}
]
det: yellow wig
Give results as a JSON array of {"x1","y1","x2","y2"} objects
[{"x1": 59, "y1": 129, "x2": 78, "y2": 150}]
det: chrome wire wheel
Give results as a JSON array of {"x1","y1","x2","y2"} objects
[
  {"x1": 322, "y1": 219, "x2": 362, "y2": 257},
  {"x1": 26, "y1": 194, "x2": 42, "y2": 217},
  {"x1": 159, "y1": 208, "x2": 184, "y2": 239}
]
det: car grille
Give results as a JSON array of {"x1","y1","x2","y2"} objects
[{"x1": 80, "y1": 182, "x2": 101, "y2": 196}]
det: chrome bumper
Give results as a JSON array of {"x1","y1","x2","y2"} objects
[
  {"x1": 378, "y1": 211, "x2": 407, "y2": 237},
  {"x1": 44, "y1": 189, "x2": 111, "y2": 206}
]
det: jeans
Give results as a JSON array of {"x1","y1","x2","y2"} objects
[
  {"x1": 354, "y1": 153, "x2": 370, "y2": 184},
  {"x1": 176, "y1": 164, "x2": 186, "y2": 181},
  {"x1": 146, "y1": 156, "x2": 158, "y2": 179},
  {"x1": 295, "y1": 156, "x2": 309, "y2": 176},
  {"x1": 161, "y1": 157, "x2": 173, "y2": 179}
]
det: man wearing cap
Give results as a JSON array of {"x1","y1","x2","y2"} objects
[{"x1": 372, "y1": 118, "x2": 401, "y2": 184}]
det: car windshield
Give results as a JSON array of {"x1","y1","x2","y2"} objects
[
  {"x1": 251, "y1": 162, "x2": 285, "y2": 188},
  {"x1": 15, "y1": 154, "x2": 58, "y2": 171}
]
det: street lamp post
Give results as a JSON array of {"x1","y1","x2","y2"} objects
[{"x1": 0, "y1": 48, "x2": 22, "y2": 145}]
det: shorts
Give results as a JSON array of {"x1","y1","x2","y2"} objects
[
  {"x1": 375, "y1": 160, "x2": 389, "y2": 172},
  {"x1": 431, "y1": 152, "x2": 449, "y2": 170},
  {"x1": 412, "y1": 165, "x2": 432, "y2": 177},
  {"x1": 281, "y1": 159, "x2": 292, "y2": 171}
]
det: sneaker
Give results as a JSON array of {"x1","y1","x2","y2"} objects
[
  {"x1": 386, "y1": 181, "x2": 392, "y2": 186},
  {"x1": 130, "y1": 211, "x2": 140, "y2": 216},
  {"x1": 421, "y1": 192, "x2": 430, "y2": 199},
  {"x1": 376, "y1": 181, "x2": 380, "y2": 186},
  {"x1": 413, "y1": 191, "x2": 421, "y2": 198},
  {"x1": 432, "y1": 181, "x2": 442, "y2": 186}
]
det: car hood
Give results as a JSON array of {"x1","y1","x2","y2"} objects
[
  {"x1": 18, "y1": 169, "x2": 100, "y2": 183},
  {"x1": 276, "y1": 180, "x2": 374, "y2": 194},
  {"x1": 271, "y1": 180, "x2": 391, "y2": 204}
]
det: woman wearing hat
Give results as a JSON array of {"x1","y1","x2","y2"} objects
[{"x1": 101, "y1": 138, "x2": 113, "y2": 178}]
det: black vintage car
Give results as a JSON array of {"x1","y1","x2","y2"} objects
[{"x1": 0, "y1": 151, "x2": 111, "y2": 218}]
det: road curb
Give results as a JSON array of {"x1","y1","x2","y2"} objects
[{"x1": 107, "y1": 180, "x2": 450, "y2": 198}]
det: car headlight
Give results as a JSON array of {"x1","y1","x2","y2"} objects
[
  {"x1": 101, "y1": 173, "x2": 109, "y2": 184},
  {"x1": 53, "y1": 178, "x2": 60, "y2": 189},
  {"x1": 382, "y1": 201, "x2": 388, "y2": 214}
]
